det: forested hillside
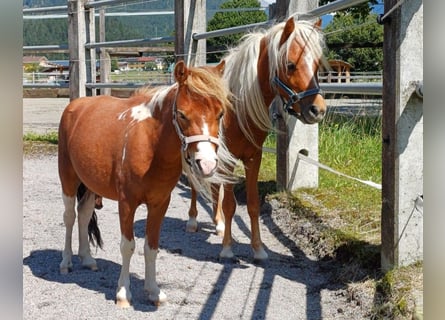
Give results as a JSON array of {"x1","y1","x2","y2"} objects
[{"x1": 23, "y1": 0, "x2": 228, "y2": 47}]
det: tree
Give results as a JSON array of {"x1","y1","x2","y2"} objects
[
  {"x1": 206, "y1": 0, "x2": 267, "y2": 63},
  {"x1": 319, "y1": 0, "x2": 379, "y2": 20},
  {"x1": 323, "y1": 13, "x2": 383, "y2": 72}
]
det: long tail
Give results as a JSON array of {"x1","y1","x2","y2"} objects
[{"x1": 77, "y1": 183, "x2": 104, "y2": 249}]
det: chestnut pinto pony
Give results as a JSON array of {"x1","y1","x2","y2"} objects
[
  {"x1": 58, "y1": 61, "x2": 234, "y2": 306},
  {"x1": 186, "y1": 18, "x2": 328, "y2": 261}
]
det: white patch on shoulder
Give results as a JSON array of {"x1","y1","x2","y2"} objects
[
  {"x1": 118, "y1": 103, "x2": 152, "y2": 122},
  {"x1": 130, "y1": 104, "x2": 152, "y2": 121}
]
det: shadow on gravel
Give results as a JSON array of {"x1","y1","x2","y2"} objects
[
  {"x1": 132, "y1": 210, "x2": 350, "y2": 319},
  {"x1": 23, "y1": 249, "x2": 173, "y2": 312},
  {"x1": 168, "y1": 180, "x2": 381, "y2": 319}
]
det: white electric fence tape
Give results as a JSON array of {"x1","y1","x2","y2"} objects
[{"x1": 297, "y1": 152, "x2": 382, "y2": 190}]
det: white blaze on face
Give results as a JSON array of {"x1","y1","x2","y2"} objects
[
  {"x1": 195, "y1": 121, "x2": 218, "y2": 176},
  {"x1": 303, "y1": 51, "x2": 316, "y2": 83}
]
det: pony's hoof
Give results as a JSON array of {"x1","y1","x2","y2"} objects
[
  {"x1": 81, "y1": 256, "x2": 98, "y2": 271},
  {"x1": 148, "y1": 290, "x2": 167, "y2": 306},
  {"x1": 116, "y1": 286, "x2": 132, "y2": 308},
  {"x1": 219, "y1": 246, "x2": 234, "y2": 259},
  {"x1": 60, "y1": 267, "x2": 71, "y2": 275},
  {"x1": 116, "y1": 298, "x2": 132, "y2": 308},
  {"x1": 186, "y1": 218, "x2": 198, "y2": 233},
  {"x1": 253, "y1": 247, "x2": 268, "y2": 261},
  {"x1": 82, "y1": 262, "x2": 98, "y2": 271}
]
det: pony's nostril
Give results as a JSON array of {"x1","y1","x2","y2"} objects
[
  {"x1": 310, "y1": 105, "x2": 319, "y2": 116},
  {"x1": 196, "y1": 159, "x2": 218, "y2": 176},
  {"x1": 309, "y1": 105, "x2": 326, "y2": 118}
]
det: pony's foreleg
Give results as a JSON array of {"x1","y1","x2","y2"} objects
[
  {"x1": 186, "y1": 186, "x2": 199, "y2": 233},
  {"x1": 144, "y1": 239, "x2": 167, "y2": 305},
  {"x1": 77, "y1": 189, "x2": 98, "y2": 270},
  {"x1": 60, "y1": 194, "x2": 76, "y2": 274},
  {"x1": 144, "y1": 200, "x2": 169, "y2": 305},
  {"x1": 116, "y1": 235, "x2": 135, "y2": 308},
  {"x1": 116, "y1": 201, "x2": 136, "y2": 308}
]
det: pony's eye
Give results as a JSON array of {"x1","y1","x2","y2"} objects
[
  {"x1": 287, "y1": 62, "x2": 297, "y2": 72},
  {"x1": 217, "y1": 111, "x2": 224, "y2": 120},
  {"x1": 177, "y1": 111, "x2": 187, "y2": 121}
]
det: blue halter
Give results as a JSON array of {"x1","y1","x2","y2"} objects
[{"x1": 273, "y1": 76, "x2": 323, "y2": 118}]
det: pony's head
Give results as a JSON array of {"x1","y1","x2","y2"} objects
[
  {"x1": 268, "y1": 18, "x2": 327, "y2": 124},
  {"x1": 172, "y1": 60, "x2": 233, "y2": 180}
]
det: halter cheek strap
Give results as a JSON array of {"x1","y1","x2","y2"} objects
[{"x1": 273, "y1": 76, "x2": 323, "y2": 117}]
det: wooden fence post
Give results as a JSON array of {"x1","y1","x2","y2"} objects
[
  {"x1": 182, "y1": 0, "x2": 206, "y2": 66},
  {"x1": 381, "y1": 0, "x2": 423, "y2": 271},
  {"x1": 275, "y1": 0, "x2": 320, "y2": 191},
  {"x1": 174, "y1": 0, "x2": 185, "y2": 63},
  {"x1": 87, "y1": 5, "x2": 96, "y2": 96},
  {"x1": 99, "y1": 8, "x2": 111, "y2": 96},
  {"x1": 68, "y1": 0, "x2": 88, "y2": 99}
]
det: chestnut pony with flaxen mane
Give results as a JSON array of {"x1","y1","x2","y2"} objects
[
  {"x1": 186, "y1": 18, "x2": 328, "y2": 261},
  {"x1": 58, "y1": 61, "x2": 235, "y2": 306}
]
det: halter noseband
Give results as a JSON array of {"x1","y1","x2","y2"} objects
[
  {"x1": 273, "y1": 76, "x2": 323, "y2": 118},
  {"x1": 172, "y1": 94, "x2": 220, "y2": 166}
]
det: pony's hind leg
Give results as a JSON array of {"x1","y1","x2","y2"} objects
[
  {"x1": 212, "y1": 184, "x2": 225, "y2": 236},
  {"x1": 187, "y1": 184, "x2": 225, "y2": 236},
  {"x1": 59, "y1": 194, "x2": 76, "y2": 274},
  {"x1": 77, "y1": 188, "x2": 98, "y2": 271},
  {"x1": 186, "y1": 187, "x2": 199, "y2": 232},
  {"x1": 60, "y1": 194, "x2": 76, "y2": 274}
]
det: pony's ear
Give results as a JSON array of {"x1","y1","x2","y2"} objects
[
  {"x1": 215, "y1": 60, "x2": 225, "y2": 75},
  {"x1": 174, "y1": 60, "x2": 189, "y2": 84},
  {"x1": 279, "y1": 17, "x2": 295, "y2": 47},
  {"x1": 314, "y1": 18, "x2": 322, "y2": 30}
]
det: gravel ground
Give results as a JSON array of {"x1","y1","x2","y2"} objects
[{"x1": 23, "y1": 98, "x2": 373, "y2": 319}]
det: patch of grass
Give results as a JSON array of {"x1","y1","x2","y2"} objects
[
  {"x1": 258, "y1": 114, "x2": 382, "y2": 243},
  {"x1": 373, "y1": 262, "x2": 423, "y2": 319},
  {"x1": 23, "y1": 131, "x2": 58, "y2": 144},
  {"x1": 23, "y1": 132, "x2": 59, "y2": 156}
]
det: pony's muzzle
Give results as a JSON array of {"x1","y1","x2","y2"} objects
[{"x1": 196, "y1": 158, "x2": 218, "y2": 177}]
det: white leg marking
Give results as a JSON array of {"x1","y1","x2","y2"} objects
[
  {"x1": 60, "y1": 194, "x2": 75, "y2": 274},
  {"x1": 215, "y1": 221, "x2": 225, "y2": 236},
  {"x1": 144, "y1": 239, "x2": 167, "y2": 304},
  {"x1": 116, "y1": 235, "x2": 135, "y2": 308}
]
